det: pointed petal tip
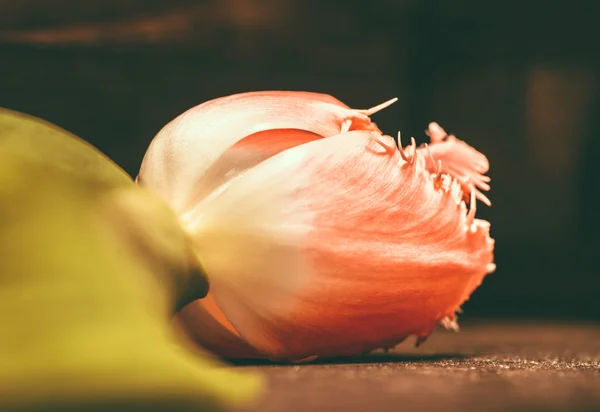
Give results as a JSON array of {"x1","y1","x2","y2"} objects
[
  {"x1": 477, "y1": 191, "x2": 492, "y2": 207},
  {"x1": 426, "y1": 122, "x2": 447, "y2": 142},
  {"x1": 361, "y1": 97, "x2": 398, "y2": 116}
]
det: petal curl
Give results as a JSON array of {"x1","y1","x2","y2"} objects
[
  {"x1": 182, "y1": 130, "x2": 495, "y2": 360},
  {"x1": 176, "y1": 294, "x2": 264, "y2": 359},
  {"x1": 138, "y1": 91, "x2": 392, "y2": 213}
]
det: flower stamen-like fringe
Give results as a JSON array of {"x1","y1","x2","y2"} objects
[
  {"x1": 424, "y1": 143, "x2": 436, "y2": 168},
  {"x1": 397, "y1": 131, "x2": 409, "y2": 162},
  {"x1": 440, "y1": 316, "x2": 460, "y2": 332},
  {"x1": 423, "y1": 143, "x2": 445, "y2": 190},
  {"x1": 369, "y1": 133, "x2": 397, "y2": 154},
  {"x1": 434, "y1": 159, "x2": 444, "y2": 188},
  {"x1": 408, "y1": 137, "x2": 417, "y2": 166},
  {"x1": 467, "y1": 190, "x2": 477, "y2": 228}
]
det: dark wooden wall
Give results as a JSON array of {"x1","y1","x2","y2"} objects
[{"x1": 1, "y1": 0, "x2": 599, "y2": 319}]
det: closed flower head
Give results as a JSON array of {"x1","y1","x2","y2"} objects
[{"x1": 138, "y1": 91, "x2": 495, "y2": 362}]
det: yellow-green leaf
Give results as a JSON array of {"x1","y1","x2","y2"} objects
[
  {"x1": 0, "y1": 113, "x2": 260, "y2": 410},
  {"x1": 0, "y1": 107, "x2": 132, "y2": 188}
]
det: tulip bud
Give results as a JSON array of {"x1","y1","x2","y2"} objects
[{"x1": 138, "y1": 91, "x2": 495, "y2": 362}]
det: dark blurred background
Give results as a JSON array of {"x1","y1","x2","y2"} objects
[{"x1": 1, "y1": 0, "x2": 598, "y2": 320}]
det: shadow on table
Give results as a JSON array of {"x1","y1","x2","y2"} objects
[{"x1": 229, "y1": 352, "x2": 470, "y2": 366}]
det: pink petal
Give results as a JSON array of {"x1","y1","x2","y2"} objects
[
  {"x1": 417, "y1": 122, "x2": 491, "y2": 206},
  {"x1": 184, "y1": 130, "x2": 495, "y2": 361},
  {"x1": 138, "y1": 91, "x2": 388, "y2": 213}
]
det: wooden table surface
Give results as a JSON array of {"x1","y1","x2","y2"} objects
[{"x1": 233, "y1": 320, "x2": 600, "y2": 412}]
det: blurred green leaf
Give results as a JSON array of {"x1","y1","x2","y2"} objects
[
  {"x1": 0, "y1": 111, "x2": 259, "y2": 410},
  {"x1": 0, "y1": 107, "x2": 132, "y2": 188},
  {"x1": 0, "y1": 107, "x2": 210, "y2": 309}
]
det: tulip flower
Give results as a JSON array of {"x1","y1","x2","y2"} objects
[{"x1": 138, "y1": 91, "x2": 496, "y2": 362}]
